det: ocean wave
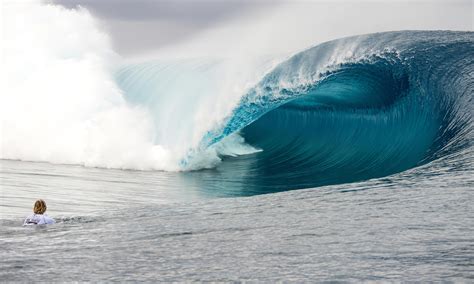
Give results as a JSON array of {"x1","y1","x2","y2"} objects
[{"x1": 194, "y1": 31, "x2": 473, "y2": 190}]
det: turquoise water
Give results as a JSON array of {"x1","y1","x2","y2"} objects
[{"x1": 118, "y1": 31, "x2": 473, "y2": 195}]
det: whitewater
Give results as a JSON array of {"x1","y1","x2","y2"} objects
[{"x1": 1, "y1": 1, "x2": 473, "y2": 281}]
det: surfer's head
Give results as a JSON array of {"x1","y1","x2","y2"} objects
[{"x1": 33, "y1": 199, "x2": 47, "y2": 214}]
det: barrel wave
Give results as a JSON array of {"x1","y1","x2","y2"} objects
[{"x1": 117, "y1": 31, "x2": 473, "y2": 195}]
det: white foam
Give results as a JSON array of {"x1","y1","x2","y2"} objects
[
  {"x1": 1, "y1": 1, "x2": 181, "y2": 170},
  {"x1": 0, "y1": 1, "x2": 263, "y2": 171}
]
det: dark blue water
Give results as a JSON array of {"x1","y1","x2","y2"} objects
[
  {"x1": 117, "y1": 31, "x2": 473, "y2": 196},
  {"x1": 204, "y1": 31, "x2": 474, "y2": 195}
]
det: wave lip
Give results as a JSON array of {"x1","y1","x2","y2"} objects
[{"x1": 202, "y1": 31, "x2": 474, "y2": 193}]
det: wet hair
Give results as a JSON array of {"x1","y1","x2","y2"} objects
[{"x1": 33, "y1": 199, "x2": 47, "y2": 214}]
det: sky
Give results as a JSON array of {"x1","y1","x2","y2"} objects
[{"x1": 53, "y1": 0, "x2": 473, "y2": 57}]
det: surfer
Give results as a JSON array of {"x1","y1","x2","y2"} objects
[{"x1": 23, "y1": 199, "x2": 55, "y2": 226}]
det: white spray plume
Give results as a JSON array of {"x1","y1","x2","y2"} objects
[{"x1": 1, "y1": 1, "x2": 187, "y2": 170}]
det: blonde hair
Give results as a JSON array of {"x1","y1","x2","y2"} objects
[{"x1": 33, "y1": 199, "x2": 47, "y2": 214}]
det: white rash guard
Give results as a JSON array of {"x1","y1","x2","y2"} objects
[{"x1": 23, "y1": 214, "x2": 55, "y2": 225}]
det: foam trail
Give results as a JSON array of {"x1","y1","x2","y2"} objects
[
  {"x1": 1, "y1": 1, "x2": 269, "y2": 171},
  {"x1": 0, "y1": 1, "x2": 181, "y2": 170}
]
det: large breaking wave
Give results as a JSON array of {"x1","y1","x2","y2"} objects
[
  {"x1": 116, "y1": 31, "x2": 473, "y2": 192},
  {"x1": 207, "y1": 31, "x2": 474, "y2": 191},
  {"x1": 2, "y1": 2, "x2": 473, "y2": 193}
]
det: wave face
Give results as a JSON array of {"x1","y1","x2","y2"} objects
[
  {"x1": 192, "y1": 31, "x2": 473, "y2": 194},
  {"x1": 4, "y1": 5, "x2": 472, "y2": 197}
]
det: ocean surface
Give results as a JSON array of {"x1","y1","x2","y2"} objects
[
  {"x1": 1, "y1": 29, "x2": 473, "y2": 281},
  {"x1": 1, "y1": 149, "x2": 473, "y2": 281}
]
